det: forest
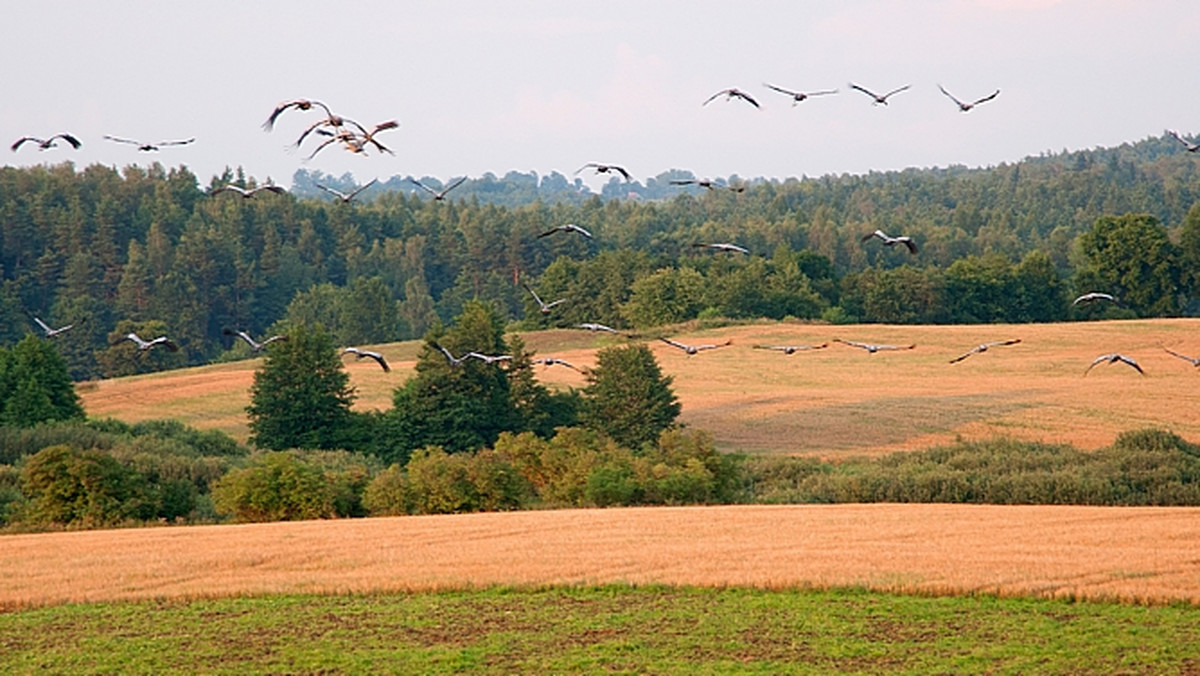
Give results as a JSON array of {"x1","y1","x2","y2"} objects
[{"x1": 3, "y1": 132, "x2": 1200, "y2": 381}]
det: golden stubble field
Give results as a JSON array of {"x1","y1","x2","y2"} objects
[
  {"x1": 5, "y1": 504, "x2": 1200, "y2": 609},
  {"x1": 80, "y1": 318, "x2": 1200, "y2": 456}
]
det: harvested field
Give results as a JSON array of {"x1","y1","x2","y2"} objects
[
  {"x1": 78, "y1": 319, "x2": 1200, "y2": 456},
  {"x1": 4, "y1": 504, "x2": 1200, "y2": 609}
]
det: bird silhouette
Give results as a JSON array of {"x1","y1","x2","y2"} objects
[
  {"x1": 692, "y1": 242, "x2": 750, "y2": 254},
  {"x1": 11, "y1": 133, "x2": 81, "y2": 152},
  {"x1": 937, "y1": 85, "x2": 1000, "y2": 112},
  {"x1": 104, "y1": 136, "x2": 194, "y2": 152},
  {"x1": 703, "y1": 88, "x2": 760, "y2": 108},
  {"x1": 669, "y1": 178, "x2": 744, "y2": 192},
  {"x1": 659, "y1": 337, "x2": 732, "y2": 355},
  {"x1": 410, "y1": 176, "x2": 467, "y2": 201},
  {"x1": 861, "y1": 229, "x2": 918, "y2": 254},
  {"x1": 33, "y1": 317, "x2": 74, "y2": 338},
  {"x1": 116, "y1": 332, "x2": 178, "y2": 352},
  {"x1": 210, "y1": 184, "x2": 285, "y2": 198},
  {"x1": 848, "y1": 83, "x2": 910, "y2": 105},
  {"x1": 576, "y1": 322, "x2": 619, "y2": 334},
  {"x1": 834, "y1": 338, "x2": 915, "y2": 353},
  {"x1": 341, "y1": 346, "x2": 390, "y2": 372},
  {"x1": 1169, "y1": 130, "x2": 1199, "y2": 152},
  {"x1": 752, "y1": 343, "x2": 828, "y2": 354},
  {"x1": 523, "y1": 283, "x2": 566, "y2": 314},
  {"x1": 224, "y1": 329, "x2": 287, "y2": 353},
  {"x1": 1163, "y1": 347, "x2": 1200, "y2": 368},
  {"x1": 576, "y1": 163, "x2": 632, "y2": 181},
  {"x1": 532, "y1": 357, "x2": 585, "y2": 372},
  {"x1": 262, "y1": 99, "x2": 333, "y2": 131},
  {"x1": 537, "y1": 223, "x2": 593, "y2": 239},
  {"x1": 762, "y1": 83, "x2": 838, "y2": 105},
  {"x1": 949, "y1": 339, "x2": 1021, "y2": 364},
  {"x1": 317, "y1": 178, "x2": 378, "y2": 203},
  {"x1": 1072, "y1": 292, "x2": 1117, "y2": 306},
  {"x1": 1085, "y1": 353, "x2": 1144, "y2": 376}
]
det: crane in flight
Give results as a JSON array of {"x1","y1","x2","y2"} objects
[
  {"x1": 1084, "y1": 353, "x2": 1144, "y2": 376},
  {"x1": 834, "y1": 338, "x2": 915, "y2": 354},
  {"x1": 341, "y1": 346, "x2": 390, "y2": 372},
  {"x1": 224, "y1": 329, "x2": 287, "y2": 353},
  {"x1": 659, "y1": 337, "x2": 732, "y2": 355},
  {"x1": 949, "y1": 339, "x2": 1021, "y2": 364}
]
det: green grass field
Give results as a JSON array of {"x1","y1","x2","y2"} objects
[{"x1": 2, "y1": 586, "x2": 1196, "y2": 674}]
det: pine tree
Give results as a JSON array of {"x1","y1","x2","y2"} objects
[
  {"x1": 246, "y1": 324, "x2": 356, "y2": 450},
  {"x1": 581, "y1": 343, "x2": 680, "y2": 449},
  {"x1": 0, "y1": 335, "x2": 85, "y2": 427}
]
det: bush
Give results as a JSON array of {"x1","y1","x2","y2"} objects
[{"x1": 211, "y1": 451, "x2": 338, "y2": 522}]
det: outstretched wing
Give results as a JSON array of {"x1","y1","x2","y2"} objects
[
  {"x1": 315, "y1": 183, "x2": 347, "y2": 200},
  {"x1": 702, "y1": 89, "x2": 731, "y2": 106},
  {"x1": 103, "y1": 135, "x2": 143, "y2": 145},
  {"x1": 937, "y1": 84, "x2": 966, "y2": 108},
  {"x1": 370, "y1": 353, "x2": 391, "y2": 372},
  {"x1": 882, "y1": 85, "x2": 911, "y2": 100},
  {"x1": 763, "y1": 82, "x2": 798, "y2": 97},
  {"x1": 51, "y1": 133, "x2": 82, "y2": 149},
  {"x1": 971, "y1": 89, "x2": 1000, "y2": 106},
  {"x1": 659, "y1": 337, "x2": 689, "y2": 351},
  {"x1": 159, "y1": 138, "x2": 195, "y2": 147},
  {"x1": 439, "y1": 176, "x2": 467, "y2": 197},
  {"x1": 848, "y1": 83, "x2": 878, "y2": 99}
]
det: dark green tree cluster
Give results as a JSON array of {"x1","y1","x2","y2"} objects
[{"x1": 0, "y1": 336, "x2": 84, "y2": 427}]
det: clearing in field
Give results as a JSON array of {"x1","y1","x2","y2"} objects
[
  {"x1": 79, "y1": 319, "x2": 1200, "y2": 456},
  {"x1": 4, "y1": 504, "x2": 1200, "y2": 610}
]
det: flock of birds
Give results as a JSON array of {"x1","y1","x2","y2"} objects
[{"x1": 13, "y1": 87, "x2": 1200, "y2": 386}]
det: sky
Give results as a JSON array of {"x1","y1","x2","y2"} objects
[{"x1": 3, "y1": 1, "x2": 1199, "y2": 191}]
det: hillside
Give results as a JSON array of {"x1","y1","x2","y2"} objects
[{"x1": 80, "y1": 319, "x2": 1200, "y2": 457}]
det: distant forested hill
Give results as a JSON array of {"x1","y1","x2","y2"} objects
[{"x1": 3, "y1": 132, "x2": 1199, "y2": 379}]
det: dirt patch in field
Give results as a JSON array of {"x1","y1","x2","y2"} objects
[{"x1": 3, "y1": 504, "x2": 1199, "y2": 609}]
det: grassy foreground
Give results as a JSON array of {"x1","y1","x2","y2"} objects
[{"x1": 2, "y1": 586, "x2": 1197, "y2": 674}]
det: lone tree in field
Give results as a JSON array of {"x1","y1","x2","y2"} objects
[
  {"x1": 581, "y1": 343, "x2": 680, "y2": 449},
  {"x1": 0, "y1": 335, "x2": 85, "y2": 428},
  {"x1": 246, "y1": 324, "x2": 356, "y2": 450}
]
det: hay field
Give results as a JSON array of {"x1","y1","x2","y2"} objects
[
  {"x1": 79, "y1": 319, "x2": 1200, "y2": 456},
  {"x1": 4, "y1": 504, "x2": 1200, "y2": 609}
]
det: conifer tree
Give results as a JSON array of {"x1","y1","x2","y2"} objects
[
  {"x1": 246, "y1": 324, "x2": 356, "y2": 450},
  {"x1": 581, "y1": 343, "x2": 680, "y2": 449}
]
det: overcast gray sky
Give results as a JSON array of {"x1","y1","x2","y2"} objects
[{"x1": 3, "y1": 1, "x2": 1198, "y2": 190}]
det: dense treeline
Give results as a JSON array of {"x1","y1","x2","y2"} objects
[
  {"x1": 4, "y1": 133, "x2": 1200, "y2": 380},
  {"x1": 5, "y1": 420, "x2": 1197, "y2": 531}
]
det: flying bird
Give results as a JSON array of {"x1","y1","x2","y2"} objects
[
  {"x1": 861, "y1": 229, "x2": 918, "y2": 254},
  {"x1": 341, "y1": 346, "x2": 390, "y2": 372},
  {"x1": 116, "y1": 332, "x2": 178, "y2": 352},
  {"x1": 937, "y1": 85, "x2": 1000, "y2": 112},
  {"x1": 576, "y1": 322, "x2": 619, "y2": 334},
  {"x1": 753, "y1": 343, "x2": 828, "y2": 354},
  {"x1": 104, "y1": 136, "x2": 195, "y2": 152},
  {"x1": 762, "y1": 83, "x2": 838, "y2": 105},
  {"x1": 703, "y1": 88, "x2": 760, "y2": 108},
  {"x1": 223, "y1": 329, "x2": 287, "y2": 353},
  {"x1": 410, "y1": 176, "x2": 467, "y2": 201},
  {"x1": 848, "y1": 83, "x2": 910, "y2": 105},
  {"x1": 659, "y1": 337, "x2": 732, "y2": 355},
  {"x1": 349, "y1": 119, "x2": 400, "y2": 156},
  {"x1": 467, "y1": 352, "x2": 513, "y2": 365},
  {"x1": 523, "y1": 283, "x2": 566, "y2": 314},
  {"x1": 1163, "y1": 347, "x2": 1200, "y2": 368},
  {"x1": 692, "y1": 242, "x2": 750, "y2": 254},
  {"x1": 33, "y1": 317, "x2": 74, "y2": 338},
  {"x1": 669, "y1": 178, "x2": 744, "y2": 192},
  {"x1": 316, "y1": 178, "x2": 378, "y2": 203},
  {"x1": 210, "y1": 184, "x2": 285, "y2": 198},
  {"x1": 262, "y1": 99, "x2": 333, "y2": 131},
  {"x1": 1072, "y1": 292, "x2": 1117, "y2": 306},
  {"x1": 537, "y1": 223, "x2": 593, "y2": 239},
  {"x1": 11, "y1": 133, "x2": 82, "y2": 152},
  {"x1": 949, "y1": 339, "x2": 1021, "y2": 364},
  {"x1": 1085, "y1": 353, "x2": 1144, "y2": 376},
  {"x1": 576, "y1": 162, "x2": 632, "y2": 181},
  {"x1": 532, "y1": 357, "x2": 584, "y2": 372},
  {"x1": 292, "y1": 112, "x2": 360, "y2": 150},
  {"x1": 1169, "y1": 130, "x2": 1199, "y2": 153},
  {"x1": 834, "y1": 338, "x2": 915, "y2": 354}
]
